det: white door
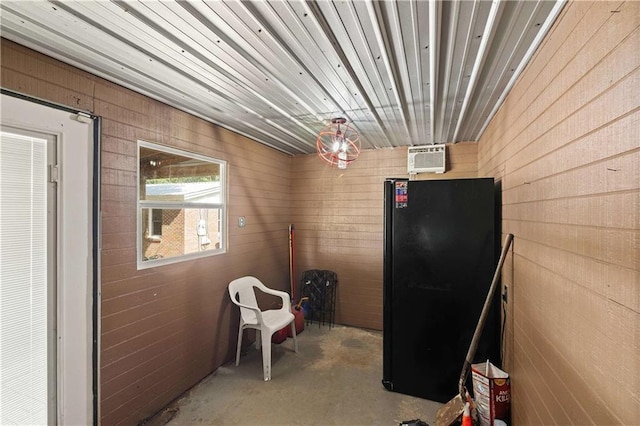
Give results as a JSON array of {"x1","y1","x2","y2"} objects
[{"x1": 0, "y1": 93, "x2": 95, "y2": 425}]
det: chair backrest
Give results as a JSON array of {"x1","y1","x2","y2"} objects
[{"x1": 228, "y1": 276, "x2": 264, "y2": 324}]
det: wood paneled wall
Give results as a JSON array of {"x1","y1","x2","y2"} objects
[
  {"x1": 1, "y1": 39, "x2": 292, "y2": 425},
  {"x1": 477, "y1": 1, "x2": 639, "y2": 424},
  {"x1": 290, "y1": 142, "x2": 479, "y2": 330}
]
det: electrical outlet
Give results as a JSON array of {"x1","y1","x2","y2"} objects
[
  {"x1": 502, "y1": 285, "x2": 508, "y2": 303},
  {"x1": 238, "y1": 216, "x2": 246, "y2": 228}
]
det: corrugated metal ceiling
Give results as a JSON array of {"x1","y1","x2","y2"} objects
[{"x1": 0, "y1": 0, "x2": 565, "y2": 155}]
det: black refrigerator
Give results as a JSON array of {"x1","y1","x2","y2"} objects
[{"x1": 382, "y1": 178, "x2": 500, "y2": 403}]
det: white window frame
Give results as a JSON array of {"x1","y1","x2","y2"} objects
[{"x1": 136, "y1": 140, "x2": 227, "y2": 269}]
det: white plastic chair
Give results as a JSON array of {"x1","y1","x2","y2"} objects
[{"x1": 228, "y1": 276, "x2": 298, "y2": 381}]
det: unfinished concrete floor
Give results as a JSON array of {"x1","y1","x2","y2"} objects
[{"x1": 146, "y1": 325, "x2": 442, "y2": 425}]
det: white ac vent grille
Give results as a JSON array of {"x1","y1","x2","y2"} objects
[{"x1": 407, "y1": 144, "x2": 446, "y2": 174}]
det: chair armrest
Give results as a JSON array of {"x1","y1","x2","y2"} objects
[
  {"x1": 261, "y1": 287, "x2": 292, "y2": 311},
  {"x1": 230, "y1": 299, "x2": 263, "y2": 319}
]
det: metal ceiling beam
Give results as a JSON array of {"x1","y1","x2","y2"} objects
[
  {"x1": 474, "y1": 0, "x2": 566, "y2": 140},
  {"x1": 437, "y1": 0, "x2": 461, "y2": 144},
  {"x1": 49, "y1": 0, "x2": 313, "y2": 152},
  {"x1": 461, "y1": 0, "x2": 528, "y2": 138},
  {"x1": 305, "y1": 0, "x2": 396, "y2": 148},
  {"x1": 411, "y1": 0, "x2": 429, "y2": 146},
  {"x1": 440, "y1": 1, "x2": 485, "y2": 143},
  {"x1": 452, "y1": 0, "x2": 503, "y2": 143},
  {"x1": 428, "y1": 0, "x2": 441, "y2": 144},
  {"x1": 384, "y1": 0, "x2": 423, "y2": 145},
  {"x1": 366, "y1": 0, "x2": 412, "y2": 143},
  {"x1": 241, "y1": 1, "x2": 365, "y2": 129},
  {"x1": 0, "y1": 0, "x2": 566, "y2": 154},
  {"x1": 175, "y1": 2, "x2": 319, "y2": 139},
  {"x1": 328, "y1": 1, "x2": 400, "y2": 145},
  {"x1": 225, "y1": 2, "x2": 328, "y2": 124}
]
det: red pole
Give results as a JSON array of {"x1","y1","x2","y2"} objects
[{"x1": 289, "y1": 224, "x2": 296, "y2": 301}]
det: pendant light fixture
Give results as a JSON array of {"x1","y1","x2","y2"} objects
[{"x1": 316, "y1": 117, "x2": 361, "y2": 169}]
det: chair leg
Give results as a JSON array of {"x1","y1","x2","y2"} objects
[
  {"x1": 235, "y1": 325, "x2": 243, "y2": 366},
  {"x1": 261, "y1": 330, "x2": 272, "y2": 381},
  {"x1": 290, "y1": 322, "x2": 298, "y2": 353}
]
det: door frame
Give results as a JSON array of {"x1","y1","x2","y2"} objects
[{"x1": 1, "y1": 90, "x2": 99, "y2": 425}]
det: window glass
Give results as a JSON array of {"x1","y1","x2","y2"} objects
[{"x1": 137, "y1": 141, "x2": 226, "y2": 268}]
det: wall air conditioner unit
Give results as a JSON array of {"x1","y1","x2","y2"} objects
[{"x1": 407, "y1": 144, "x2": 446, "y2": 174}]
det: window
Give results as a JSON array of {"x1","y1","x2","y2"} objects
[{"x1": 137, "y1": 140, "x2": 226, "y2": 268}]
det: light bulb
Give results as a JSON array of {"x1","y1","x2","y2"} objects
[
  {"x1": 338, "y1": 151, "x2": 347, "y2": 169},
  {"x1": 332, "y1": 139, "x2": 340, "y2": 152}
]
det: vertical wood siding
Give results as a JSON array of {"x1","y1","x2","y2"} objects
[
  {"x1": 290, "y1": 142, "x2": 479, "y2": 330},
  {"x1": 477, "y1": 1, "x2": 639, "y2": 424},
  {"x1": 1, "y1": 39, "x2": 292, "y2": 425}
]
